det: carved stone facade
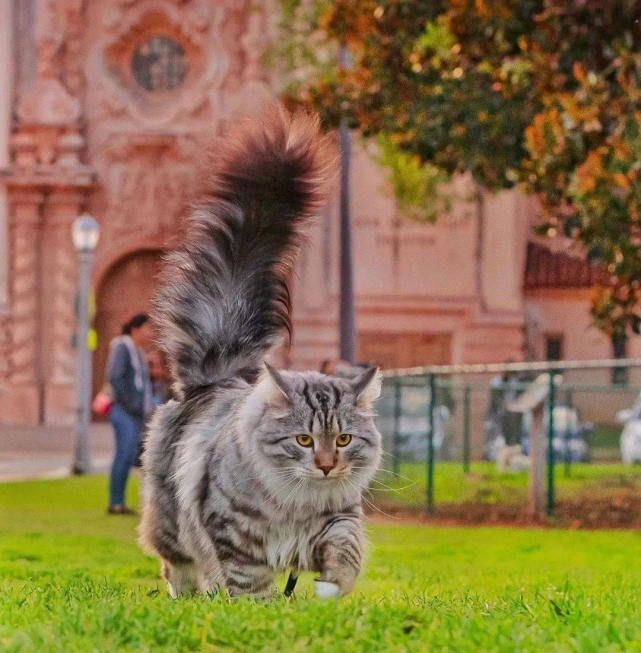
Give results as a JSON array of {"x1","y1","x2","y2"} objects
[
  {"x1": 0, "y1": 0, "x2": 95, "y2": 424},
  {"x1": 1, "y1": 0, "x2": 630, "y2": 426},
  {"x1": 0, "y1": 0, "x2": 278, "y2": 424}
]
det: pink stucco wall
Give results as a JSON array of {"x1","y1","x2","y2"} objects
[{"x1": 0, "y1": 0, "x2": 632, "y2": 426}]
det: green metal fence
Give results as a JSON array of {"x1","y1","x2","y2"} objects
[{"x1": 376, "y1": 359, "x2": 641, "y2": 519}]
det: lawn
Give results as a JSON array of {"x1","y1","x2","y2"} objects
[
  {"x1": 1, "y1": 476, "x2": 640, "y2": 652},
  {"x1": 373, "y1": 461, "x2": 641, "y2": 507}
]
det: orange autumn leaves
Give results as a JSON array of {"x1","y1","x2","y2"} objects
[{"x1": 276, "y1": 0, "x2": 641, "y2": 334}]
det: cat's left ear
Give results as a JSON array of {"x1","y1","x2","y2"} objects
[
  {"x1": 264, "y1": 362, "x2": 294, "y2": 404},
  {"x1": 350, "y1": 366, "x2": 382, "y2": 409}
]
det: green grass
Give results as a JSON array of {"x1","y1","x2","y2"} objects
[
  {"x1": 590, "y1": 424, "x2": 624, "y2": 460},
  {"x1": 1, "y1": 476, "x2": 640, "y2": 652},
  {"x1": 373, "y1": 461, "x2": 641, "y2": 506},
  {"x1": 590, "y1": 424, "x2": 622, "y2": 450}
]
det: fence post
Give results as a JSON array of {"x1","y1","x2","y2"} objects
[
  {"x1": 463, "y1": 383, "x2": 471, "y2": 474},
  {"x1": 392, "y1": 381, "x2": 402, "y2": 477},
  {"x1": 547, "y1": 371, "x2": 557, "y2": 518},
  {"x1": 525, "y1": 380, "x2": 548, "y2": 519},
  {"x1": 427, "y1": 373, "x2": 436, "y2": 514}
]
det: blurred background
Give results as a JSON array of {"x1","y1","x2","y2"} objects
[{"x1": 0, "y1": 0, "x2": 639, "y2": 522}]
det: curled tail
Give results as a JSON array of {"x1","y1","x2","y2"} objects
[{"x1": 154, "y1": 109, "x2": 336, "y2": 394}]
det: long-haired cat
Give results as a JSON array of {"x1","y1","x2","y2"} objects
[{"x1": 140, "y1": 109, "x2": 382, "y2": 599}]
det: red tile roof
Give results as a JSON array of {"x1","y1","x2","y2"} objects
[{"x1": 524, "y1": 241, "x2": 608, "y2": 290}]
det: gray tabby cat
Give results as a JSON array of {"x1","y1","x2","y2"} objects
[{"x1": 140, "y1": 109, "x2": 382, "y2": 600}]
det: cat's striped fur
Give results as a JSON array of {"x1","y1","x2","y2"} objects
[{"x1": 140, "y1": 109, "x2": 382, "y2": 599}]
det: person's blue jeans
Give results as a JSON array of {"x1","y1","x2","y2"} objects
[{"x1": 109, "y1": 404, "x2": 143, "y2": 507}]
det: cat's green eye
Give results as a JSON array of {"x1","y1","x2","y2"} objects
[
  {"x1": 296, "y1": 434, "x2": 314, "y2": 448},
  {"x1": 336, "y1": 433, "x2": 352, "y2": 447}
]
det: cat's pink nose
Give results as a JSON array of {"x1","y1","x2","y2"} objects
[
  {"x1": 315, "y1": 452, "x2": 336, "y2": 476},
  {"x1": 318, "y1": 464, "x2": 335, "y2": 476}
]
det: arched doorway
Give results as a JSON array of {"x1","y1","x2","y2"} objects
[{"x1": 93, "y1": 250, "x2": 164, "y2": 400}]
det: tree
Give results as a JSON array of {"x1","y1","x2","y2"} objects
[
  {"x1": 522, "y1": 1, "x2": 641, "y2": 337},
  {"x1": 275, "y1": 0, "x2": 641, "y2": 335}
]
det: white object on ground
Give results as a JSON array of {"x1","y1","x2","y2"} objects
[
  {"x1": 509, "y1": 453, "x2": 530, "y2": 473},
  {"x1": 496, "y1": 444, "x2": 522, "y2": 473},
  {"x1": 315, "y1": 580, "x2": 340, "y2": 599},
  {"x1": 618, "y1": 392, "x2": 641, "y2": 464},
  {"x1": 621, "y1": 421, "x2": 641, "y2": 464}
]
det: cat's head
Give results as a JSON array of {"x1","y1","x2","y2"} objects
[{"x1": 239, "y1": 364, "x2": 382, "y2": 505}]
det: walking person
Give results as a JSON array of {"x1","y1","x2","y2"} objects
[{"x1": 107, "y1": 313, "x2": 153, "y2": 515}]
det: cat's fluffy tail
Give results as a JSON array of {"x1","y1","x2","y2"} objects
[{"x1": 154, "y1": 109, "x2": 336, "y2": 394}]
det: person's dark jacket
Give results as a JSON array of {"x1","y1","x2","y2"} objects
[{"x1": 108, "y1": 342, "x2": 149, "y2": 418}]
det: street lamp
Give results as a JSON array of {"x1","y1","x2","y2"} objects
[
  {"x1": 338, "y1": 43, "x2": 356, "y2": 364},
  {"x1": 71, "y1": 214, "x2": 99, "y2": 475}
]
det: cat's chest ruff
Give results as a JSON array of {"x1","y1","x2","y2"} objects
[{"x1": 262, "y1": 521, "x2": 318, "y2": 571}]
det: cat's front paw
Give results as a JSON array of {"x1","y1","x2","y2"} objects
[{"x1": 315, "y1": 580, "x2": 340, "y2": 599}]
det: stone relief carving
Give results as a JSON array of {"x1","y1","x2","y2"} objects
[
  {"x1": 8, "y1": 202, "x2": 42, "y2": 384},
  {"x1": 92, "y1": 135, "x2": 197, "y2": 243},
  {"x1": 92, "y1": 0, "x2": 277, "y2": 131},
  {"x1": 16, "y1": 0, "x2": 85, "y2": 125},
  {"x1": 61, "y1": 0, "x2": 87, "y2": 97},
  {"x1": 12, "y1": 0, "x2": 93, "y2": 179},
  {"x1": 217, "y1": 0, "x2": 275, "y2": 120},
  {"x1": 17, "y1": 81, "x2": 80, "y2": 126},
  {"x1": 6, "y1": 1, "x2": 94, "y2": 413},
  {"x1": 0, "y1": 313, "x2": 11, "y2": 382},
  {"x1": 97, "y1": 0, "x2": 221, "y2": 128},
  {"x1": 48, "y1": 203, "x2": 80, "y2": 384},
  {"x1": 88, "y1": 0, "x2": 278, "y2": 250},
  {"x1": 242, "y1": 8, "x2": 269, "y2": 84}
]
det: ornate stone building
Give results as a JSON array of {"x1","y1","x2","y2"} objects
[{"x1": 0, "y1": 0, "x2": 635, "y2": 426}]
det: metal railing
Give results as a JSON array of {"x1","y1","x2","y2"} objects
[
  {"x1": 381, "y1": 358, "x2": 641, "y2": 518},
  {"x1": 382, "y1": 357, "x2": 641, "y2": 378}
]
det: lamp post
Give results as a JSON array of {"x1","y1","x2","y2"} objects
[
  {"x1": 71, "y1": 214, "x2": 99, "y2": 475},
  {"x1": 338, "y1": 43, "x2": 356, "y2": 364}
]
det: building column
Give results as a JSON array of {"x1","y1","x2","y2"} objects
[
  {"x1": 0, "y1": 191, "x2": 44, "y2": 425},
  {"x1": 0, "y1": 0, "x2": 13, "y2": 381},
  {"x1": 44, "y1": 189, "x2": 82, "y2": 424}
]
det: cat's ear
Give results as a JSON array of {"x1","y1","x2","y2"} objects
[
  {"x1": 350, "y1": 366, "x2": 382, "y2": 409},
  {"x1": 264, "y1": 362, "x2": 294, "y2": 404}
]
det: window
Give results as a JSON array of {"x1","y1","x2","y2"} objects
[
  {"x1": 545, "y1": 334, "x2": 564, "y2": 362},
  {"x1": 131, "y1": 36, "x2": 187, "y2": 92},
  {"x1": 612, "y1": 333, "x2": 628, "y2": 385}
]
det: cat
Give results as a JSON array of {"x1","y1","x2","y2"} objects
[{"x1": 139, "y1": 109, "x2": 382, "y2": 600}]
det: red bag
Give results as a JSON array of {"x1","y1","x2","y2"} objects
[{"x1": 92, "y1": 384, "x2": 114, "y2": 416}]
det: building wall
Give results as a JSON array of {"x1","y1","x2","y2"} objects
[
  {"x1": 0, "y1": 0, "x2": 280, "y2": 425},
  {"x1": 290, "y1": 143, "x2": 528, "y2": 371},
  {"x1": 0, "y1": 0, "x2": 626, "y2": 426},
  {"x1": 526, "y1": 289, "x2": 641, "y2": 422},
  {"x1": 0, "y1": 0, "x2": 13, "y2": 387}
]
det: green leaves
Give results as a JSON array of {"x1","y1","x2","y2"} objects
[
  {"x1": 374, "y1": 135, "x2": 451, "y2": 222},
  {"x1": 417, "y1": 18, "x2": 456, "y2": 63},
  {"x1": 274, "y1": 0, "x2": 641, "y2": 334}
]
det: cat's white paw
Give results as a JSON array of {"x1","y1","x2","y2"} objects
[{"x1": 315, "y1": 580, "x2": 340, "y2": 599}]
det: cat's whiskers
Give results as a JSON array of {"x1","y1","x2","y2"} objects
[
  {"x1": 341, "y1": 475, "x2": 400, "y2": 520},
  {"x1": 366, "y1": 477, "x2": 417, "y2": 493},
  {"x1": 266, "y1": 477, "x2": 304, "y2": 529},
  {"x1": 264, "y1": 470, "x2": 302, "y2": 505},
  {"x1": 351, "y1": 464, "x2": 416, "y2": 484},
  {"x1": 230, "y1": 467, "x2": 297, "y2": 490},
  {"x1": 347, "y1": 467, "x2": 417, "y2": 493},
  {"x1": 281, "y1": 479, "x2": 304, "y2": 513}
]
